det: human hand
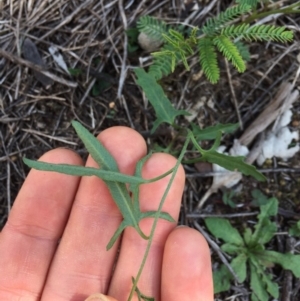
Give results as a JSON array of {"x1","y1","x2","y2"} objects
[{"x1": 0, "y1": 126, "x2": 213, "y2": 301}]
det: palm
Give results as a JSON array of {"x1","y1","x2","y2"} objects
[{"x1": 0, "y1": 126, "x2": 213, "y2": 301}]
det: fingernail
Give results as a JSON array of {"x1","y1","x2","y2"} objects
[{"x1": 85, "y1": 293, "x2": 108, "y2": 301}]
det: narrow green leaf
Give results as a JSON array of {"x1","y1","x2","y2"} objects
[
  {"x1": 132, "y1": 277, "x2": 155, "y2": 301},
  {"x1": 23, "y1": 158, "x2": 150, "y2": 185},
  {"x1": 249, "y1": 260, "x2": 269, "y2": 301},
  {"x1": 261, "y1": 273, "x2": 279, "y2": 299},
  {"x1": 213, "y1": 265, "x2": 232, "y2": 294},
  {"x1": 191, "y1": 123, "x2": 239, "y2": 141},
  {"x1": 189, "y1": 129, "x2": 265, "y2": 181},
  {"x1": 130, "y1": 153, "x2": 153, "y2": 215},
  {"x1": 250, "y1": 198, "x2": 278, "y2": 245},
  {"x1": 251, "y1": 189, "x2": 269, "y2": 206},
  {"x1": 140, "y1": 211, "x2": 175, "y2": 223},
  {"x1": 231, "y1": 254, "x2": 248, "y2": 283},
  {"x1": 221, "y1": 242, "x2": 244, "y2": 255},
  {"x1": 71, "y1": 121, "x2": 147, "y2": 249},
  {"x1": 262, "y1": 250, "x2": 300, "y2": 278},
  {"x1": 243, "y1": 227, "x2": 253, "y2": 246},
  {"x1": 162, "y1": 33, "x2": 179, "y2": 48},
  {"x1": 106, "y1": 220, "x2": 128, "y2": 250},
  {"x1": 250, "y1": 256, "x2": 279, "y2": 300},
  {"x1": 71, "y1": 120, "x2": 118, "y2": 171},
  {"x1": 134, "y1": 68, "x2": 188, "y2": 132},
  {"x1": 168, "y1": 29, "x2": 185, "y2": 42},
  {"x1": 201, "y1": 150, "x2": 266, "y2": 181},
  {"x1": 289, "y1": 220, "x2": 300, "y2": 237},
  {"x1": 205, "y1": 218, "x2": 244, "y2": 245}
]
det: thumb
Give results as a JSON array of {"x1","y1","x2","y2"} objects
[{"x1": 84, "y1": 293, "x2": 118, "y2": 301}]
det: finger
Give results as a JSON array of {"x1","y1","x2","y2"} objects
[
  {"x1": 85, "y1": 293, "x2": 118, "y2": 301},
  {"x1": 162, "y1": 226, "x2": 214, "y2": 301},
  {"x1": 108, "y1": 153, "x2": 185, "y2": 301},
  {"x1": 42, "y1": 126, "x2": 147, "y2": 301},
  {"x1": 0, "y1": 149, "x2": 82, "y2": 301}
]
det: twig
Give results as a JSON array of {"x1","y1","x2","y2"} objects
[
  {"x1": 0, "y1": 48, "x2": 78, "y2": 88},
  {"x1": 239, "y1": 43, "x2": 298, "y2": 108},
  {"x1": 117, "y1": 0, "x2": 128, "y2": 99},
  {"x1": 22, "y1": 129, "x2": 78, "y2": 145},
  {"x1": 281, "y1": 237, "x2": 295, "y2": 301},
  {"x1": 39, "y1": 0, "x2": 94, "y2": 41},
  {"x1": 225, "y1": 58, "x2": 243, "y2": 130},
  {"x1": 193, "y1": 221, "x2": 240, "y2": 284},
  {"x1": 187, "y1": 211, "x2": 259, "y2": 218}
]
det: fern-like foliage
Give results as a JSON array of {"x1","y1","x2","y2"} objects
[
  {"x1": 234, "y1": 41, "x2": 251, "y2": 62},
  {"x1": 148, "y1": 28, "x2": 198, "y2": 80},
  {"x1": 213, "y1": 36, "x2": 246, "y2": 72},
  {"x1": 136, "y1": 16, "x2": 168, "y2": 42},
  {"x1": 236, "y1": 0, "x2": 260, "y2": 9},
  {"x1": 198, "y1": 37, "x2": 220, "y2": 84},
  {"x1": 202, "y1": 4, "x2": 252, "y2": 36},
  {"x1": 149, "y1": 44, "x2": 181, "y2": 80},
  {"x1": 137, "y1": 4, "x2": 294, "y2": 84},
  {"x1": 221, "y1": 24, "x2": 294, "y2": 42}
]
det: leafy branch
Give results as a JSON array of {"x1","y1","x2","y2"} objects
[
  {"x1": 24, "y1": 121, "x2": 176, "y2": 250},
  {"x1": 206, "y1": 198, "x2": 300, "y2": 301},
  {"x1": 137, "y1": 4, "x2": 293, "y2": 83}
]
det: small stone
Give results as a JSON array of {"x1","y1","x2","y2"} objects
[{"x1": 138, "y1": 32, "x2": 163, "y2": 52}]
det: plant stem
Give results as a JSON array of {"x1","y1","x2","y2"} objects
[
  {"x1": 127, "y1": 135, "x2": 191, "y2": 301},
  {"x1": 244, "y1": 2, "x2": 300, "y2": 23}
]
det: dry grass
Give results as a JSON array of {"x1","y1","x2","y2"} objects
[{"x1": 1, "y1": 0, "x2": 300, "y2": 300}]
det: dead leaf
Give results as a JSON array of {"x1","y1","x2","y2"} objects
[{"x1": 22, "y1": 38, "x2": 53, "y2": 88}]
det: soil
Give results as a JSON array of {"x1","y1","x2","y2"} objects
[{"x1": 1, "y1": 1, "x2": 300, "y2": 300}]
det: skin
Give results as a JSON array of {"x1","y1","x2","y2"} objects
[{"x1": 0, "y1": 126, "x2": 213, "y2": 301}]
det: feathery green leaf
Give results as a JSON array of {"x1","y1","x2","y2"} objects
[
  {"x1": 137, "y1": 16, "x2": 168, "y2": 42},
  {"x1": 202, "y1": 4, "x2": 252, "y2": 36},
  {"x1": 134, "y1": 68, "x2": 188, "y2": 132},
  {"x1": 236, "y1": 0, "x2": 260, "y2": 9},
  {"x1": 213, "y1": 35, "x2": 246, "y2": 72},
  {"x1": 221, "y1": 24, "x2": 294, "y2": 42},
  {"x1": 234, "y1": 40, "x2": 251, "y2": 61},
  {"x1": 198, "y1": 37, "x2": 220, "y2": 83}
]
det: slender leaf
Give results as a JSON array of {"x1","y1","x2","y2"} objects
[
  {"x1": 191, "y1": 122, "x2": 239, "y2": 141},
  {"x1": 262, "y1": 250, "x2": 300, "y2": 278},
  {"x1": 200, "y1": 150, "x2": 266, "y2": 181},
  {"x1": 249, "y1": 260, "x2": 269, "y2": 301},
  {"x1": 250, "y1": 198, "x2": 277, "y2": 245},
  {"x1": 221, "y1": 242, "x2": 244, "y2": 255},
  {"x1": 231, "y1": 253, "x2": 248, "y2": 283},
  {"x1": 23, "y1": 158, "x2": 151, "y2": 185},
  {"x1": 205, "y1": 218, "x2": 244, "y2": 245},
  {"x1": 213, "y1": 264, "x2": 232, "y2": 294},
  {"x1": 71, "y1": 120, "x2": 118, "y2": 171},
  {"x1": 134, "y1": 68, "x2": 188, "y2": 132},
  {"x1": 289, "y1": 220, "x2": 300, "y2": 237}
]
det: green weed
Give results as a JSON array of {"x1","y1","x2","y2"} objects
[
  {"x1": 206, "y1": 198, "x2": 300, "y2": 301},
  {"x1": 23, "y1": 1, "x2": 300, "y2": 300}
]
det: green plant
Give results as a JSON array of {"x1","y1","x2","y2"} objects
[
  {"x1": 23, "y1": 1, "x2": 299, "y2": 300},
  {"x1": 222, "y1": 189, "x2": 236, "y2": 208},
  {"x1": 137, "y1": 2, "x2": 293, "y2": 84},
  {"x1": 205, "y1": 198, "x2": 300, "y2": 301},
  {"x1": 24, "y1": 121, "x2": 177, "y2": 250},
  {"x1": 289, "y1": 220, "x2": 300, "y2": 237},
  {"x1": 23, "y1": 120, "x2": 264, "y2": 301}
]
